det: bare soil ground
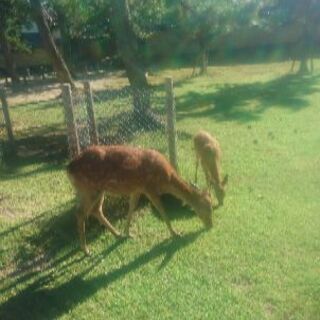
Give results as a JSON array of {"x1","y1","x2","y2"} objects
[{"x1": 2, "y1": 67, "x2": 196, "y2": 107}]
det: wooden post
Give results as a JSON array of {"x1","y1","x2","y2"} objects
[
  {"x1": 0, "y1": 88, "x2": 15, "y2": 151},
  {"x1": 61, "y1": 84, "x2": 80, "y2": 158},
  {"x1": 83, "y1": 81, "x2": 99, "y2": 145},
  {"x1": 165, "y1": 77, "x2": 178, "y2": 171}
]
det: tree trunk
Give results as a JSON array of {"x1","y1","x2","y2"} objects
[
  {"x1": 111, "y1": 0, "x2": 151, "y2": 118},
  {"x1": 310, "y1": 56, "x2": 314, "y2": 73},
  {"x1": 199, "y1": 48, "x2": 208, "y2": 75},
  {"x1": 298, "y1": 39, "x2": 310, "y2": 74},
  {"x1": 30, "y1": 0, "x2": 75, "y2": 87},
  {"x1": 299, "y1": 57, "x2": 309, "y2": 74},
  {"x1": 55, "y1": 8, "x2": 74, "y2": 74},
  {"x1": 0, "y1": 30, "x2": 20, "y2": 85}
]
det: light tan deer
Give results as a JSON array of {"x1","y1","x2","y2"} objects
[
  {"x1": 194, "y1": 130, "x2": 228, "y2": 207},
  {"x1": 67, "y1": 145, "x2": 213, "y2": 255}
]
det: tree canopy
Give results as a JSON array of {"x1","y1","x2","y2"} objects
[{"x1": 1, "y1": 0, "x2": 318, "y2": 85}]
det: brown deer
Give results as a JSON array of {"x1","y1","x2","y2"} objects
[
  {"x1": 67, "y1": 145, "x2": 213, "y2": 255},
  {"x1": 194, "y1": 130, "x2": 228, "y2": 207}
]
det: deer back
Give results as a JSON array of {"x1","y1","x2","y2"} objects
[
  {"x1": 67, "y1": 145, "x2": 176, "y2": 195},
  {"x1": 194, "y1": 130, "x2": 221, "y2": 168}
]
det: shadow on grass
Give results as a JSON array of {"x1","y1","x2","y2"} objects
[
  {"x1": 5, "y1": 78, "x2": 57, "y2": 95},
  {"x1": 176, "y1": 73, "x2": 320, "y2": 122},
  {"x1": 1, "y1": 125, "x2": 68, "y2": 181},
  {"x1": 0, "y1": 202, "x2": 77, "y2": 271},
  {"x1": 0, "y1": 222, "x2": 203, "y2": 320},
  {"x1": 0, "y1": 192, "x2": 201, "y2": 279},
  {"x1": 102, "y1": 192, "x2": 201, "y2": 227},
  {"x1": 0, "y1": 201, "x2": 108, "y2": 295},
  {"x1": 157, "y1": 194, "x2": 195, "y2": 221},
  {"x1": 11, "y1": 98, "x2": 62, "y2": 111}
]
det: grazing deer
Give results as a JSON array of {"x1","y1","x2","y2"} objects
[
  {"x1": 194, "y1": 130, "x2": 228, "y2": 207},
  {"x1": 67, "y1": 145, "x2": 213, "y2": 255}
]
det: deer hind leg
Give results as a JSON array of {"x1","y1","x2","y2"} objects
[
  {"x1": 124, "y1": 193, "x2": 141, "y2": 237},
  {"x1": 76, "y1": 193, "x2": 94, "y2": 255},
  {"x1": 92, "y1": 192, "x2": 122, "y2": 238},
  {"x1": 76, "y1": 212, "x2": 88, "y2": 255},
  {"x1": 201, "y1": 161, "x2": 212, "y2": 191},
  {"x1": 195, "y1": 154, "x2": 199, "y2": 184},
  {"x1": 146, "y1": 192, "x2": 180, "y2": 238}
]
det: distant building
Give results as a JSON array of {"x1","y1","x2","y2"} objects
[{"x1": 0, "y1": 22, "x2": 61, "y2": 76}]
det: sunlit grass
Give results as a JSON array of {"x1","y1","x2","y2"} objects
[{"x1": 1, "y1": 62, "x2": 320, "y2": 319}]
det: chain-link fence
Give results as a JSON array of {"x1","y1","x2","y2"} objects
[
  {"x1": 61, "y1": 79, "x2": 179, "y2": 217},
  {"x1": 0, "y1": 79, "x2": 180, "y2": 170},
  {"x1": 62, "y1": 78, "x2": 178, "y2": 169}
]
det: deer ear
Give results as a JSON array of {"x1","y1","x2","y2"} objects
[{"x1": 222, "y1": 174, "x2": 229, "y2": 187}]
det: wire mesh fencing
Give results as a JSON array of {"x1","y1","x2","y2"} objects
[
  {"x1": 62, "y1": 78, "x2": 178, "y2": 170},
  {"x1": 0, "y1": 77, "x2": 181, "y2": 173},
  {"x1": 61, "y1": 78, "x2": 179, "y2": 217}
]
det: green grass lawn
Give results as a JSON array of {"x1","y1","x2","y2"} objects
[{"x1": 1, "y1": 62, "x2": 320, "y2": 319}]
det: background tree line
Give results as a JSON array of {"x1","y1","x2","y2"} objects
[{"x1": 0, "y1": 0, "x2": 319, "y2": 115}]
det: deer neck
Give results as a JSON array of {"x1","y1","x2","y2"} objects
[{"x1": 169, "y1": 173, "x2": 200, "y2": 208}]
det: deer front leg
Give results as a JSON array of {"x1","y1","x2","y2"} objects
[
  {"x1": 147, "y1": 192, "x2": 180, "y2": 238},
  {"x1": 124, "y1": 193, "x2": 140, "y2": 238},
  {"x1": 92, "y1": 192, "x2": 122, "y2": 238}
]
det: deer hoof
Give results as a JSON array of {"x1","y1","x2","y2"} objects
[
  {"x1": 114, "y1": 231, "x2": 123, "y2": 238},
  {"x1": 83, "y1": 247, "x2": 91, "y2": 256}
]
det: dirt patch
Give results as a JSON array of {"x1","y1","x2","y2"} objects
[
  {"x1": 5, "y1": 72, "x2": 131, "y2": 107},
  {"x1": 0, "y1": 251, "x2": 50, "y2": 281},
  {"x1": 6, "y1": 83, "x2": 61, "y2": 107},
  {"x1": 3, "y1": 70, "x2": 184, "y2": 108}
]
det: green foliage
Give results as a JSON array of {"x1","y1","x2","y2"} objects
[
  {"x1": 0, "y1": 0, "x2": 30, "y2": 51},
  {"x1": 259, "y1": 0, "x2": 320, "y2": 28},
  {"x1": 178, "y1": 0, "x2": 259, "y2": 43},
  {"x1": 259, "y1": 0, "x2": 320, "y2": 74},
  {"x1": 129, "y1": 0, "x2": 168, "y2": 38},
  {"x1": 50, "y1": 0, "x2": 112, "y2": 40}
]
